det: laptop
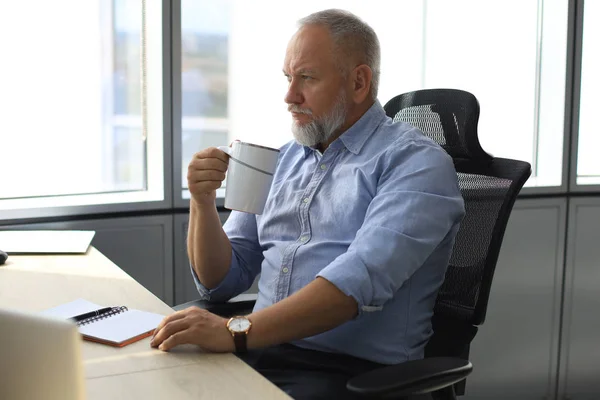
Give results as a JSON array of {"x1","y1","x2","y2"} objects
[
  {"x1": 0, "y1": 307, "x2": 86, "y2": 400},
  {"x1": 0, "y1": 230, "x2": 95, "y2": 254}
]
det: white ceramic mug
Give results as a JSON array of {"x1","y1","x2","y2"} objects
[{"x1": 217, "y1": 142, "x2": 280, "y2": 215}]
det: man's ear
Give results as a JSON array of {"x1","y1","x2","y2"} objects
[{"x1": 351, "y1": 64, "x2": 373, "y2": 103}]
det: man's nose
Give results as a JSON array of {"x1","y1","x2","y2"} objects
[{"x1": 284, "y1": 81, "x2": 303, "y2": 105}]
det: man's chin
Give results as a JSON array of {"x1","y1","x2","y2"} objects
[
  {"x1": 292, "y1": 121, "x2": 327, "y2": 147},
  {"x1": 292, "y1": 131, "x2": 320, "y2": 147},
  {"x1": 292, "y1": 119, "x2": 311, "y2": 128}
]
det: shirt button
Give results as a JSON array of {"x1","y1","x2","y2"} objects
[
  {"x1": 282, "y1": 267, "x2": 289, "y2": 273},
  {"x1": 300, "y1": 235, "x2": 309, "y2": 243},
  {"x1": 320, "y1": 164, "x2": 327, "y2": 170},
  {"x1": 303, "y1": 198, "x2": 310, "y2": 203}
]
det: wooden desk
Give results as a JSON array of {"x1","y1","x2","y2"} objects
[{"x1": 0, "y1": 247, "x2": 290, "y2": 399}]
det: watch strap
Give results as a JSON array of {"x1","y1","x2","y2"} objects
[{"x1": 233, "y1": 331, "x2": 248, "y2": 353}]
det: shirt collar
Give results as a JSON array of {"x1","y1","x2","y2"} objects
[{"x1": 300, "y1": 100, "x2": 387, "y2": 158}]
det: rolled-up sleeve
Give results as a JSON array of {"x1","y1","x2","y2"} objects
[
  {"x1": 192, "y1": 210, "x2": 264, "y2": 302},
  {"x1": 317, "y1": 139, "x2": 465, "y2": 315}
]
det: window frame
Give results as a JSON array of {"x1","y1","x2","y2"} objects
[{"x1": 568, "y1": 0, "x2": 600, "y2": 193}]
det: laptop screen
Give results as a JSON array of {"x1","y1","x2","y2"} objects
[{"x1": 0, "y1": 308, "x2": 86, "y2": 400}]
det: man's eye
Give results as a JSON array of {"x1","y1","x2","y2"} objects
[{"x1": 302, "y1": 75, "x2": 312, "y2": 80}]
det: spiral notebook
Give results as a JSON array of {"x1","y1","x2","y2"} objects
[{"x1": 42, "y1": 298, "x2": 165, "y2": 347}]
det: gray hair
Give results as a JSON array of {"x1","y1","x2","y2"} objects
[{"x1": 298, "y1": 9, "x2": 381, "y2": 100}]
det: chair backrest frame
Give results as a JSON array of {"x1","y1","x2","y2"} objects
[{"x1": 383, "y1": 88, "x2": 531, "y2": 355}]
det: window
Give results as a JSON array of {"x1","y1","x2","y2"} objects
[
  {"x1": 0, "y1": 0, "x2": 164, "y2": 211},
  {"x1": 180, "y1": 0, "x2": 230, "y2": 196},
  {"x1": 0, "y1": 0, "x2": 576, "y2": 217},
  {"x1": 576, "y1": 0, "x2": 600, "y2": 185},
  {"x1": 180, "y1": 0, "x2": 569, "y2": 195}
]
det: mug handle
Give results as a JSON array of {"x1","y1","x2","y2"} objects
[{"x1": 217, "y1": 145, "x2": 232, "y2": 156}]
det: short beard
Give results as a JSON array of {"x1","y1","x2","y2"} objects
[{"x1": 290, "y1": 90, "x2": 347, "y2": 148}]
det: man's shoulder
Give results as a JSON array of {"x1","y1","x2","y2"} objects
[
  {"x1": 387, "y1": 120, "x2": 440, "y2": 147},
  {"x1": 369, "y1": 119, "x2": 448, "y2": 161}
]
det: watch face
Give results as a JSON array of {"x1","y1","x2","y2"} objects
[{"x1": 229, "y1": 317, "x2": 251, "y2": 333}]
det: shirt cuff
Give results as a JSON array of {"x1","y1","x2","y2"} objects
[
  {"x1": 316, "y1": 254, "x2": 381, "y2": 318},
  {"x1": 190, "y1": 251, "x2": 241, "y2": 302}
]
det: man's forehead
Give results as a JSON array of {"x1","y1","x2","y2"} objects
[
  {"x1": 282, "y1": 58, "x2": 320, "y2": 74},
  {"x1": 284, "y1": 27, "x2": 334, "y2": 72}
]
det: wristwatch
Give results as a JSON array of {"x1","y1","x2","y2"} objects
[{"x1": 226, "y1": 316, "x2": 252, "y2": 353}]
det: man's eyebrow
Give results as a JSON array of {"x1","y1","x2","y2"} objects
[
  {"x1": 282, "y1": 68, "x2": 318, "y2": 76},
  {"x1": 297, "y1": 68, "x2": 318, "y2": 75}
]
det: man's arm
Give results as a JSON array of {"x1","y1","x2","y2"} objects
[
  {"x1": 151, "y1": 276, "x2": 357, "y2": 352},
  {"x1": 186, "y1": 147, "x2": 233, "y2": 289},
  {"x1": 246, "y1": 277, "x2": 357, "y2": 349},
  {"x1": 187, "y1": 200, "x2": 232, "y2": 289}
]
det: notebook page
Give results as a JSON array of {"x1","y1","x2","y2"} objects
[
  {"x1": 42, "y1": 298, "x2": 102, "y2": 319},
  {"x1": 79, "y1": 309, "x2": 164, "y2": 344}
]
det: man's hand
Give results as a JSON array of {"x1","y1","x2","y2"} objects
[
  {"x1": 187, "y1": 147, "x2": 229, "y2": 206},
  {"x1": 150, "y1": 307, "x2": 234, "y2": 352}
]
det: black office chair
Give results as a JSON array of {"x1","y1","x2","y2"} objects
[{"x1": 175, "y1": 89, "x2": 531, "y2": 399}]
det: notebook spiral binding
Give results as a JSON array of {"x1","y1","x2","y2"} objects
[{"x1": 77, "y1": 306, "x2": 129, "y2": 327}]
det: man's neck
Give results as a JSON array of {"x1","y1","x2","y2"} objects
[{"x1": 318, "y1": 99, "x2": 375, "y2": 152}]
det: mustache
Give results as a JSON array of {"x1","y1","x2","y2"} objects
[{"x1": 288, "y1": 105, "x2": 313, "y2": 115}]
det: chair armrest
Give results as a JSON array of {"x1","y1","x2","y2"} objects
[
  {"x1": 346, "y1": 357, "x2": 472, "y2": 398},
  {"x1": 172, "y1": 293, "x2": 258, "y2": 317}
]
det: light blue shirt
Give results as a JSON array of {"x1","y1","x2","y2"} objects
[{"x1": 193, "y1": 101, "x2": 465, "y2": 364}]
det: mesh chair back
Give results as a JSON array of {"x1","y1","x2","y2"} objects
[{"x1": 384, "y1": 89, "x2": 531, "y2": 329}]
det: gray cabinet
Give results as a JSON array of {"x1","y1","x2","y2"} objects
[
  {"x1": 464, "y1": 198, "x2": 566, "y2": 400},
  {"x1": 559, "y1": 198, "x2": 600, "y2": 399}
]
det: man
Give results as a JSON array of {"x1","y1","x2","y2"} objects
[{"x1": 152, "y1": 9, "x2": 465, "y2": 399}]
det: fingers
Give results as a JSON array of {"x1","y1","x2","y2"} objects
[
  {"x1": 187, "y1": 148, "x2": 230, "y2": 200},
  {"x1": 153, "y1": 311, "x2": 186, "y2": 337},
  {"x1": 151, "y1": 317, "x2": 189, "y2": 348},
  {"x1": 187, "y1": 168, "x2": 227, "y2": 183},
  {"x1": 187, "y1": 170, "x2": 225, "y2": 194},
  {"x1": 157, "y1": 331, "x2": 187, "y2": 351},
  {"x1": 194, "y1": 147, "x2": 230, "y2": 165},
  {"x1": 150, "y1": 308, "x2": 232, "y2": 353},
  {"x1": 188, "y1": 149, "x2": 229, "y2": 180},
  {"x1": 189, "y1": 156, "x2": 229, "y2": 173}
]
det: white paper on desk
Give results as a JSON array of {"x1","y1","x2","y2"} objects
[
  {"x1": 42, "y1": 298, "x2": 103, "y2": 319},
  {"x1": 41, "y1": 298, "x2": 165, "y2": 346},
  {"x1": 79, "y1": 310, "x2": 164, "y2": 344},
  {"x1": 0, "y1": 230, "x2": 95, "y2": 254}
]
